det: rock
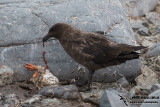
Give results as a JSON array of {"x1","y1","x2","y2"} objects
[
  {"x1": 135, "y1": 22, "x2": 160, "y2": 47},
  {"x1": 22, "y1": 104, "x2": 36, "y2": 107},
  {"x1": 30, "y1": 66, "x2": 59, "y2": 89},
  {"x1": 151, "y1": 84, "x2": 160, "y2": 93},
  {"x1": 93, "y1": 59, "x2": 142, "y2": 83},
  {"x1": 80, "y1": 81, "x2": 130, "y2": 105},
  {"x1": 135, "y1": 66, "x2": 158, "y2": 90},
  {"x1": 149, "y1": 25, "x2": 160, "y2": 36},
  {"x1": 0, "y1": 0, "x2": 141, "y2": 83},
  {"x1": 22, "y1": 94, "x2": 93, "y2": 107},
  {"x1": 130, "y1": 20, "x2": 150, "y2": 36},
  {"x1": 129, "y1": 86, "x2": 141, "y2": 97},
  {"x1": 120, "y1": 0, "x2": 158, "y2": 17},
  {"x1": 23, "y1": 94, "x2": 43, "y2": 105},
  {"x1": 39, "y1": 98, "x2": 62, "y2": 106},
  {"x1": 137, "y1": 28, "x2": 150, "y2": 36},
  {"x1": 0, "y1": 65, "x2": 14, "y2": 87},
  {"x1": 143, "y1": 54, "x2": 160, "y2": 72},
  {"x1": 145, "y1": 43, "x2": 160, "y2": 57},
  {"x1": 22, "y1": 98, "x2": 93, "y2": 107},
  {"x1": 0, "y1": 82, "x2": 95, "y2": 107},
  {"x1": 81, "y1": 89, "x2": 104, "y2": 105},
  {"x1": 130, "y1": 19, "x2": 150, "y2": 36},
  {"x1": 131, "y1": 20, "x2": 148, "y2": 30},
  {"x1": 117, "y1": 76, "x2": 129, "y2": 87},
  {"x1": 140, "y1": 90, "x2": 160, "y2": 107},
  {"x1": 149, "y1": 56, "x2": 159, "y2": 71},
  {"x1": 0, "y1": 93, "x2": 4, "y2": 105},
  {"x1": 158, "y1": 78, "x2": 160, "y2": 83},
  {"x1": 137, "y1": 34, "x2": 160, "y2": 47},
  {"x1": 3, "y1": 94, "x2": 21, "y2": 107},
  {"x1": 38, "y1": 85, "x2": 81, "y2": 100},
  {"x1": 146, "y1": 12, "x2": 160, "y2": 26},
  {"x1": 140, "y1": 89, "x2": 151, "y2": 95},
  {"x1": 100, "y1": 90, "x2": 131, "y2": 107},
  {"x1": 129, "y1": 86, "x2": 151, "y2": 97},
  {"x1": 155, "y1": 1, "x2": 160, "y2": 13}
]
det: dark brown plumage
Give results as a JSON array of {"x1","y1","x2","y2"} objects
[{"x1": 43, "y1": 23, "x2": 146, "y2": 91}]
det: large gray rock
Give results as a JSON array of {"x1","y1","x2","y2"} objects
[
  {"x1": 120, "y1": 0, "x2": 158, "y2": 17},
  {"x1": 0, "y1": 0, "x2": 141, "y2": 82},
  {"x1": 93, "y1": 59, "x2": 141, "y2": 82}
]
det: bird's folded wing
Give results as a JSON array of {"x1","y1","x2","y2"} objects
[
  {"x1": 81, "y1": 34, "x2": 121, "y2": 64},
  {"x1": 80, "y1": 34, "x2": 143, "y2": 64}
]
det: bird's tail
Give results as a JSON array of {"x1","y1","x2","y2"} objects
[
  {"x1": 133, "y1": 45, "x2": 147, "y2": 51},
  {"x1": 118, "y1": 52, "x2": 140, "y2": 60},
  {"x1": 117, "y1": 45, "x2": 147, "y2": 60}
]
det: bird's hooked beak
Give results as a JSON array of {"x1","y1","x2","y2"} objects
[{"x1": 42, "y1": 34, "x2": 50, "y2": 42}]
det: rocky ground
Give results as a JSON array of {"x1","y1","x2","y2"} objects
[{"x1": 0, "y1": 0, "x2": 160, "y2": 107}]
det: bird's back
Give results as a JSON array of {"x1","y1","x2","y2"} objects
[{"x1": 58, "y1": 29, "x2": 145, "y2": 71}]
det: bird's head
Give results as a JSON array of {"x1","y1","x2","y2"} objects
[{"x1": 43, "y1": 23, "x2": 75, "y2": 42}]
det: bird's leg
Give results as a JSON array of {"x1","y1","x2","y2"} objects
[
  {"x1": 78, "y1": 70, "x2": 94, "y2": 92},
  {"x1": 86, "y1": 70, "x2": 94, "y2": 91}
]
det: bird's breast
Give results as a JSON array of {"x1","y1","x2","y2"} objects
[
  {"x1": 60, "y1": 40, "x2": 82, "y2": 58},
  {"x1": 59, "y1": 39, "x2": 92, "y2": 66}
]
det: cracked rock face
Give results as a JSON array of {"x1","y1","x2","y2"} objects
[{"x1": 0, "y1": 0, "x2": 141, "y2": 82}]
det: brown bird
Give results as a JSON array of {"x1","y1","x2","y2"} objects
[{"x1": 43, "y1": 23, "x2": 146, "y2": 91}]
